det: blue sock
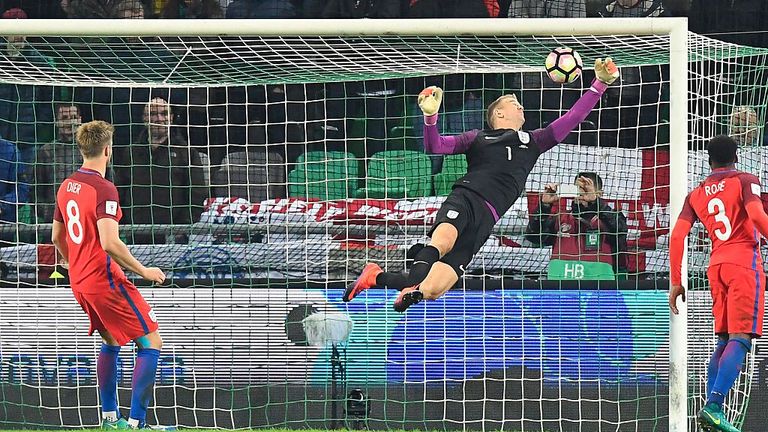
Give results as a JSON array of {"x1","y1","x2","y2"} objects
[
  {"x1": 129, "y1": 348, "x2": 160, "y2": 423},
  {"x1": 706, "y1": 337, "x2": 729, "y2": 397},
  {"x1": 707, "y1": 337, "x2": 751, "y2": 407},
  {"x1": 97, "y1": 344, "x2": 121, "y2": 416}
]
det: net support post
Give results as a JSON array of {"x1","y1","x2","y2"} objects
[{"x1": 667, "y1": 18, "x2": 689, "y2": 432}]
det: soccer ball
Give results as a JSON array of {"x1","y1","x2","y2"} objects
[{"x1": 545, "y1": 47, "x2": 583, "y2": 84}]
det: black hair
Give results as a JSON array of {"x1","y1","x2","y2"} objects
[
  {"x1": 707, "y1": 135, "x2": 738, "y2": 168},
  {"x1": 576, "y1": 171, "x2": 603, "y2": 190}
]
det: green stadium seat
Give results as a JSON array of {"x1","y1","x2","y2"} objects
[
  {"x1": 17, "y1": 204, "x2": 33, "y2": 224},
  {"x1": 356, "y1": 150, "x2": 432, "y2": 199},
  {"x1": 434, "y1": 154, "x2": 467, "y2": 196},
  {"x1": 288, "y1": 151, "x2": 358, "y2": 201}
]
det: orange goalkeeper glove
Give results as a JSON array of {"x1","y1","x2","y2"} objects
[
  {"x1": 595, "y1": 57, "x2": 619, "y2": 85},
  {"x1": 418, "y1": 86, "x2": 443, "y2": 116}
]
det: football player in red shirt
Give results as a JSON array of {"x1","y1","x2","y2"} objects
[
  {"x1": 669, "y1": 135, "x2": 768, "y2": 432},
  {"x1": 51, "y1": 120, "x2": 167, "y2": 430}
]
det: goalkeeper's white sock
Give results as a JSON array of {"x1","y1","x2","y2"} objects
[{"x1": 102, "y1": 411, "x2": 118, "y2": 422}]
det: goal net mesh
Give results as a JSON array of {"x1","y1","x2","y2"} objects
[{"x1": 0, "y1": 30, "x2": 767, "y2": 431}]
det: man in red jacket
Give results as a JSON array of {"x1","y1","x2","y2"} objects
[{"x1": 526, "y1": 172, "x2": 628, "y2": 280}]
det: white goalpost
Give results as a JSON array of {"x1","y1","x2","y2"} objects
[
  {"x1": 666, "y1": 19, "x2": 688, "y2": 432},
  {"x1": 4, "y1": 17, "x2": 767, "y2": 432}
]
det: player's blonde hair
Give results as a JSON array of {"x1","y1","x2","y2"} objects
[
  {"x1": 486, "y1": 95, "x2": 518, "y2": 128},
  {"x1": 76, "y1": 120, "x2": 114, "y2": 159}
]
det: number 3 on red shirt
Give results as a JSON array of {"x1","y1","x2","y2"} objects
[{"x1": 707, "y1": 197, "x2": 732, "y2": 241}]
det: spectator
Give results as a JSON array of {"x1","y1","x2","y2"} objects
[
  {"x1": 225, "y1": 0, "x2": 295, "y2": 18},
  {"x1": 116, "y1": 97, "x2": 208, "y2": 244},
  {"x1": 114, "y1": 0, "x2": 146, "y2": 17},
  {"x1": 33, "y1": 104, "x2": 83, "y2": 224},
  {"x1": 526, "y1": 172, "x2": 628, "y2": 280},
  {"x1": 68, "y1": 0, "x2": 145, "y2": 17},
  {"x1": 160, "y1": 0, "x2": 223, "y2": 18},
  {"x1": 0, "y1": 0, "x2": 64, "y2": 17},
  {"x1": 598, "y1": 0, "x2": 666, "y2": 17},
  {"x1": 59, "y1": 0, "x2": 76, "y2": 16},
  {"x1": 73, "y1": 1, "x2": 177, "y2": 148},
  {"x1": 0, "y1": 135, "x2": 28, "y2": 226},
  {"x1": 0, "y1": 8, "x2": 55, "y2": 171},
  {"x1": 508, "y1": 0, "x2": 585, "y2": 18},
  {"x1": 729, "y1": 106, "x2": 761, "y2": 145}
]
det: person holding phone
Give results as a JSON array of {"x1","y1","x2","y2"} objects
[{"x1": 526, "y1": 172, "x2": 628, "y2": 280}]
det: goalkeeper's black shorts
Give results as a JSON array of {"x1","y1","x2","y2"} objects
[{"x1": 429, "y1": 186, "x2": 499, "y2": 277}]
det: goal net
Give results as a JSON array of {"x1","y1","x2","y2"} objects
[{"x1": 0, "y1": 19, "x2": 766, "y2": 432}]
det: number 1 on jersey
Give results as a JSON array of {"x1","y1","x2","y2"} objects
[
  {"x1": 506, "y1": 146, "x2": 512, "y2": 161},
  {"x1": 707, "y1": 197, "x2": 732, "y2": 241}
]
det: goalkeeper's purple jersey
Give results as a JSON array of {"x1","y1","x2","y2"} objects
[{"x1": 423, "y1": 79, "x2": 608, "y2": 217}]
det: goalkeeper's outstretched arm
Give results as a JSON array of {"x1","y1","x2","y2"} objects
[
  {"x1": 531, "y1": 58, "x2": 620, "y2": 153},
  {"x1": 419, "y1": 86, "x2": 479, "y2": 155}
]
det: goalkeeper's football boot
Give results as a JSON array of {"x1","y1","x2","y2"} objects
[
  {"x1": 129, "y1": 421, "x2": 177, "y2": 431},
  {"x1": 343, "y1": 263, "x2": 382, "y2": 302},
  {"x1": 393, "y1": 286, "x2": 423, "y2": 312},
  {"x1": 697, "y1": 403, "x2": 740, "y2": 432},
  {"x1": 101, "y1": 417, "x2": 131, "y2": 430},
  {"x1": 146, "y1": 425, "x2": 177, "y2": 431}
]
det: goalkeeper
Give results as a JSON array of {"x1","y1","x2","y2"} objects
[{"x1": 344, "y1": 58, "x2": 620, "y2": 312}]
